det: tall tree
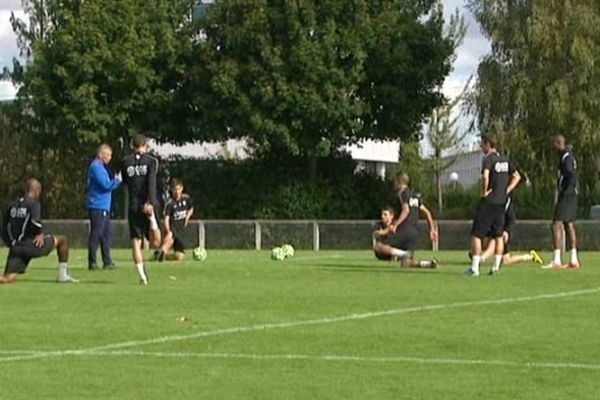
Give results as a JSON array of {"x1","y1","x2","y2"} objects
[
  {"x1": 468, "y1": 0, "x2": 600, "y2": 213},
  {"x1": 426, "y1": 77, "x2": 472, "y2": 215},
  {"x1": 166, "y1": 0, "x2": 464, "y2": 178}
]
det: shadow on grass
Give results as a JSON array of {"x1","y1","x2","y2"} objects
[
  {"x1": 302, "y1": 263, "x2": 455, "y2": 275},
  {"x1": 21, "y1": 278, "x2": 115, "y2": 284}
]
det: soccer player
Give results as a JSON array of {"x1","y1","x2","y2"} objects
[
  {"x1": 156, "y1": 179, "x2": 194, "y2": 262},
  {"x1": 478, "y1": 197, "x2": 544, "y2": 266},
  {"x1": 373, "y1": 174, "x2": 439, "y2": 269},
  {"x1": 544, "y1": 135, "x2": 580, "y2": 269},
  {"x1": 0, "y1": 179, "x2": 78, "y2": 284},
  {"x1": 466, "y1": 135, "x2": 521, "y2": 277},
  {"x1": 121, "y1": 134, "x2": 161, "y2": 285}
]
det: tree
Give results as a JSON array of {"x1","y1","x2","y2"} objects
[
  {"x1": 166, "y1": 0, "x2": 464, "y2": 178},
  {"x1": 426, "y1": 77, "x2": 473, "y2": 215},
  {"x1": 468, "y1": 0, "x2": 600, "y2": 214},
  {"x1": 11, "y1": 0, "x2": 193, "y2": 150}
]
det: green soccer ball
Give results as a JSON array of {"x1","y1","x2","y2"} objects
[
  {"x1": 193, "y1": 247, "x2": 208, "y2": 262},
  {"x1": 271, "y1": 247, "x2": 286, "y2": 261},
  {"x1": 281, "y1": 244, "x2": 295, "y2": 258}
]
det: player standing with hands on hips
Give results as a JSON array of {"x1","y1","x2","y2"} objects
[
  {"x1": 121, "y1": 134, "x2": 161, "y2": 285},
  {"x1": 466, "y1": 135, "x2": 521, "y2": 277},
  {"x1": 544, "y1": 135, "x2": 580, "y2": 269}
]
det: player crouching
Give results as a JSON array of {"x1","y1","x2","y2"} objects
[
  {"x1": 372, "y1": 207, "x2": 438, "y2": 269},
  {"x1": 0, "y1": 179, "x2": 78, "y2": 284},
  {"x1": 156, "y1": 179, "x2": 194, "y2": 262}
]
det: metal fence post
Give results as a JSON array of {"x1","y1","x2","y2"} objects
[
  {"x1": 198, "y1": 221, "x2": 206, "y2": 249},
  {"x1": 255, "y1": 221, "x2": 262, "y2": 250},
  {"x1": 313, "y1": 222, "x2": 320, "y2": 251}
]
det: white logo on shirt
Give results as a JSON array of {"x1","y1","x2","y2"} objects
[
  {"x1": 127, "y1": 165, "x2": 148, "y2": 177},
  {"x1": 495, "y1": 162, "x2": 509, "y2": 173}
]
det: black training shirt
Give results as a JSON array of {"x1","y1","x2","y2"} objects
[
  {"x1": 482, "y1": 152, "x2": 513, "y2": 205},
  {"x1": 121, "y1": 153, "x2": 159, "y2": 211},
  {"x1": 164, "y1": 194, "x2": 193, "y2": 233},
  {"x1": 2, "y1": 196, "x2": 43, "y2": 246},
  {"x1": 395, "y1": 189, "x2": 421, "y2": 228},
  {"x1": 557, "y1": 149, "x2": 578, "y2": 195}
]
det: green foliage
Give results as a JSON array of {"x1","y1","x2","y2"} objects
[
  {"x1": 168, "y1": 156, "x2": 392, "y2": 220},
  {"x1": 468, "y1": 0, "x2": 600, "y2": 214},
  {"x1": 166, "y1": 0, "x2": 462, "y2": 155}
]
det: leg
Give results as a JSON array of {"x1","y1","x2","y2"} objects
[
  {"x1": 373, "y1": 242, "x2": 409, "y2": 260},
  {"x1": 100, "y1": 213, "x2": 114, "y2": 267},
  {"x1": 480, "y1": 238, "x2": 495, "y2": 262},
  {"x1": 87, "y1": 210, "x2": 104, "y2": 269},
  {"x1": 131, "y1": 237, "x2": 149, "y2": 284},
  {"x1": 0, "y1": 273, "x2": 19, "y2": 284},
  {"x1": 502, "y1": 253, "x2": 532, "y2": 266},
  {"x1": 565, "y1": 222, "x2": 580, "y2": 267},
  {"x1": 160, "y1": 232, "x2": 175, "y2": 255},
  {"x1": 550, "y1": 221, "x2": 563, "y2": 266},
  {"x1": 54, "y1": 235, "x2": 76, "y2": 282},
  {"x1": 167, "y1": 252, "x2": 186, "y2": 262}
]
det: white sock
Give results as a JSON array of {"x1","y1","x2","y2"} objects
[
  {"x1": 136, "y1": 263, "x2": 147, "y2": 281},
  {"x1": 419, "y1": 260, "x2": 432, "y2": 269},
  {"x1": 149, "y1": 215, "x2": 159, "y2": 231},
  {"x1": 58, "y1": 262, "x2": 68, "y2": 279},
  {"x1": 471, "y1": 255, "x2": 481, "y2": 274},
  {"x1": 553, "y1": 249, "x2": 561, "y2": 265},
  {"x1": 493, "y1": 255, "x2": 502, "y2": 271},
  {"x1": 391, "y1": 248, "x2": 408, "y2": 258},
  {"x1": 571, "y1": 248, "x2": 578, "y2": 264}
]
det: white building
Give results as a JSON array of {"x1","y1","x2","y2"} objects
[
  {"x1": 152, "y1": 138, "x2": 400, "y2": 179},
  {"x1": 439, "y1": 149, "x2": 482, "y2": 187}
]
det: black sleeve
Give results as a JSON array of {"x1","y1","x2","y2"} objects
[
  {"x1": 120, "y1": 157, "x2": 129, "y2": 186},
  {"x1": 30, "y1": 201, "x2": 43, "y2": 234},
  {"x1": 187, "y1": 196, "x2": 194, "y2": 210},
  {"x1": 562, "y1": 155, "x2": 575, "y2": 188},
  {"x1": 147, "y1": 157, "x2": 159, "y2": 206}
]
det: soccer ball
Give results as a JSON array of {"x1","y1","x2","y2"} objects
[
  {"x1": 271, "y1": 247, "x2": 286, "y2": 261},
  {"x1": 281, "y1": 244, "x2": 295, "y2": 258},
  {"x1": 192, "y1": 247, "x2": 208, "y2": 262}
]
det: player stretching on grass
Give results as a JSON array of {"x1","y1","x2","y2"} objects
[
  {"x1": 544, "y1": 135, "x2": 580, "y2": 269},
  {"x1": 466, "y1": 135, "x2": 521, "y2": 277},
  {"x1": 0, "y1": 179, "x2": 77, "y2": 284},
  {"x1": 477, "y1": 197, "x2": 544, "y2": 266},
  {"x1": 121, "y1": 134, "x2": 161, "y2": 285},
  {"x1": 373, "y1": 174, "x2": 438, "y2": 268},
  {"x1": 156, "y1": 179, "x2": 194, "y2": 262}
]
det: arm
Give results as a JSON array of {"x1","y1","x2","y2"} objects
[
  {"x1": 506, "y1": 170, "x2": 521, "y2": 196},
  {"x1": 391, "y1": 203, "x2": 410, "y2": 233},
  {"x1": 147, "y1": 157, "x2": 159, "y2": 206},
  {"x1": 419, "y1": 204, "x2": 438, "y2": 242},
  {"x1": 30, "y1": 202, "x2": 44, "y2": 248},
  {"x1": 481, "y1": 169, "x2": 491, "y2": 197},
  {"x1": 90, "y1": 162, "x2": 121, "y2": 191},
  {"x1": 163, "y1": 215, "x2": 172, "y2": 235},
  {"x1": 185, "y1": 207, "x2": 194, "y2": 227}
]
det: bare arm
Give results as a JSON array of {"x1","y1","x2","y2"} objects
[
  {"x1": 391, "y1": 204, "x2": 410, "y2": 232},
  {"x1": 419, "y1": 204, "x2": 438, "y2": 242},
  {"x1": 185, "y1": 207, "x2": 194, "y2": 227},
  {"x1": 506, "y1": 170, "x2": 521, "y2": 195},
  {"x1": 481, "y1": 169, "x2": 491, "y2": 197}
]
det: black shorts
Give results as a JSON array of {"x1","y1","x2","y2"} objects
[
  {"x1": 472, "y1": 202, "x2": 505, "y2": 239},
  {"x1": 128, "y1": 209, "x2": 151, "y2": 240},
  {"x1": 380, "y1": 226, "x2": 418, "y2": 251},
  {"x1": 5, "y1": 235, "x2": 55, "y2": 274},
  {"x1": 554, "y1": 193, "x2": 577, "y2": 223},
  {"x1": 172, "y1": 233, "x2": 188, "y2": 253}
]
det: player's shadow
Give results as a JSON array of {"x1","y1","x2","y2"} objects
[
  {"x1": 22, "y1": 279, "x2": 115, "y2": 284},
  {"x1": 308, "y1": 263, "x2": 452, "y2": 275}
]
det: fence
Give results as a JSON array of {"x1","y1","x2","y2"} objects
[{"x1": 41, "y1": 219, "x2": 600, "y2": 251}]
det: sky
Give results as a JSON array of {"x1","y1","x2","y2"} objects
[{"x1": 0, "y1": 0, "x2": 490, "y2": 103}]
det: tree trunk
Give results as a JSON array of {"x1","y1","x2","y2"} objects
[
  {"x1": 307, "y1": 153, "x2": 318, "y2": 182},
  {"x1": 436, "y1": 172, "x2": 443, "y2": 217}
]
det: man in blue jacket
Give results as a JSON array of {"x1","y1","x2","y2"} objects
[{"x1": 87, "y1": 144, "x2": 122, "y2": 270}]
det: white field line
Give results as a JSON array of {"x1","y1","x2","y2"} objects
[
  {"x1": 71, "y1": 350, "x2": 600, "y2": 371},
  {"x1": 1, "y1": 286, "x2": 599, "y2": 364}
]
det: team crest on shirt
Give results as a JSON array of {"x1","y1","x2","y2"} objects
[{"x1": 495, "y1": 162, "x2": 509, "y2": 173}]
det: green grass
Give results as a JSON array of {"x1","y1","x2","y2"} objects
[{"x1": 1, "y1": 249, "x2": 599, "y2": 399}]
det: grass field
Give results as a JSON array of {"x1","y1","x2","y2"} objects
[{"x1": 1, "y1": 249, "x2": 599, "y2": 399}]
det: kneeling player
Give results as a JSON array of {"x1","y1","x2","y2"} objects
[
  {"x1": 478, "y1": 198, "x2": 543, "y2": 266},
  {"x1": 372, "y1": 207, "x2": 438, "y2": 269},
  {"x1": 157, "y1": 179, "x2": 194, "y2": 262},
  {"x1": 0, "y1": 179, "x2": 77, "y2": 284}
]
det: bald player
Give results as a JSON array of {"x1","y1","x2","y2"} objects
[
  {"x1": 1, "y1": 179, "x2": 77, "y2": 284},
  {"x1": 544, "y1": 135, "x2": 580, "y2": 269}
]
